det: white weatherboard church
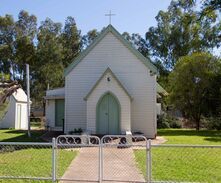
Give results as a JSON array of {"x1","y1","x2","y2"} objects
[{"x1": 45, "y1": 25, "x2": 165, "y2": 138}]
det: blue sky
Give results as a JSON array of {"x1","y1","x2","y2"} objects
[{"x1": 0, "y1": 0, "x2": 171, "y2": 37}]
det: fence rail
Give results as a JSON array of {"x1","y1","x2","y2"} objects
[{"x1": 0, "y1": 135, "x2": 220, "y2": 182}]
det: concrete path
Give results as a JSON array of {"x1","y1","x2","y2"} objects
[{"x1": 60, "y1": 147, "x2": 145, "y2": 183}]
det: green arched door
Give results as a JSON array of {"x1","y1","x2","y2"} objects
[{"x1": 97, "y1": 93, "x2": 120, "y2": 134}]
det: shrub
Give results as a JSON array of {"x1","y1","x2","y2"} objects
[
  {"x1": 69, "y1": 128, "x2": 83, "y2": 134},
  {"x1": 157, "y1": 113, "x2": 182, "y2": 129},
  {"x1": 157, "y1": 114, "x2": 170, "y2": 128},
  {"x1": 202, "y1": 117, "x2": 221, "y2": 130}
]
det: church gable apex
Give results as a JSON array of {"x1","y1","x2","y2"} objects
[{"x1": 64, "y1": 25, "x2": 158, "y2": 76}]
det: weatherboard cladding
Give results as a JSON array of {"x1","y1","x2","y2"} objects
[
  {"x1": 65, "y1": 31, "x2": 156, "y2": 137},
  {"x1": 45, "y1": 100, "x2": 55, "y2": 128},
  {"x1": 84, "y1": 68, "x2": 133, "y2": 101},
  {"x1": 64, "y1": 24, "x2": 158, "y2": 77}
]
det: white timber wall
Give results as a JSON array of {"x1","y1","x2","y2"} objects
[
  {"x1": 86, "y1": 71, "x2": 131, "y2": 133},
  {"x1": 65, "y1": 32, "x2": 156, "y2": 137},
  {"x1": 15, "y1": 102, "x2": 28, "y2": 129},
  {"x1": 45, "y1": 100, "x2": 55, "y2": 128},
  {"x1": 0, "y1": 98, "x2": 28, "y2": 129},
  {"x1": 156, "y1": 103, "x2": 162, "y2": 115}
]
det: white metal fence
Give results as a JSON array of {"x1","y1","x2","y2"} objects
[{"x1": 0, "y1": 135, "x2": 220, "y2": 182}]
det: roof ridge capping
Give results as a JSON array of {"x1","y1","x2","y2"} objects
[{"x1": 64, "y1": 24, "x2": 159, "y2": 76}]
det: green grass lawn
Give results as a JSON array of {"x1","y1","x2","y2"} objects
[
  {"x1": 0, "y1": 129, "x2": 46, "y2": 142},
  {"x1": 0, "y1": 148, "x2": 77, "y2": 182},
  {"x1": 0, "y1": 130, "x2": 77, "y2": 182},
  {"x1": 134, "y1": 129, "x2": 221, "y2": 182},
  {"x1": 158, "y1": 128, "x2": 221, "y2": 145}
]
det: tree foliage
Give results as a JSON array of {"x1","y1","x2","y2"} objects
[
  {"x1": 122, "y1": 32, "x2": 150, "y2": 58},
  {"x1": 15, "y1": 10, "x2": 37, "y2": 87},
  {"x1": 168, "y1": 52, "x2": 221, "y2": 130},
  {"x1": 32, "y1": 18, "x2": 64, "y2": 100},
  {"x1": 0, "y1": 15, "x2": 15, "y2": 75},
  {"x1": 201, "y1": 0, "x2": 221, "y2": 17},
  {"x1": 61, "y1": 16, "x2": 82, "y2": 67},
  {"x1": 146, "y1": 0, "x2": 221, "y2": 69},
  {"x1": 82, "y1": 29, "x2": 100, "y2": 48},
  {"x1": 0, "y1": 11, "x2": 82, "y2": 105}
]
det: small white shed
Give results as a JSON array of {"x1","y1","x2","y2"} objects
[{"x1": 0, "y1": 88, "x2": 28, "y2": 129}]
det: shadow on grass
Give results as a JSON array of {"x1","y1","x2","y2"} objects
[
  {"x1": 0, "y1": 130, "x2": 46, "y2": 142},
  {"x1": 204, "y1": 137, "x2": 221, "y2": 143},
  {"x1": 158, "y1": 129, "x2": 221, "y2": 143}
]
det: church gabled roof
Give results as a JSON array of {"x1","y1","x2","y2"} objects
[
  {"x1": 64, "y1": 24, "x2": 158, "y2": 76},
  {"x1": 84, "y1": 68, "x2": 133, "y2": 101}
]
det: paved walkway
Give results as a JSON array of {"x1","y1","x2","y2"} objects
[{"x1": 60, "y1": 147, "x2": 145, "y2": 183}]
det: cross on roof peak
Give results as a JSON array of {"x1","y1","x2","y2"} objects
[{"x1": 105, "y1": 10, "x2": 116, "y2": 25}]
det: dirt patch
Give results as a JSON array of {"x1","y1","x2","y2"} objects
[{"x1": 151, "y1": 136, "x2": 167, "y2": 145}]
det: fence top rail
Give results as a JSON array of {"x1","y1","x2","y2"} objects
[
  {"x1": 0, "y1": 142, "x2": 52, "y2": 146},
  {"x1": 101, "y1": 134, "x2": 147, "y2": 139},
  {"x1": 101, "y1": 143, "x2": 146, "y2": 147},
  {"x1": 152, "y1": 144, "x2": 221, "y2": 148},
  {"x1": 57, "y1": 143, "x2": 100, "y2": 147},
  {"x1": 101, "y1": 135, "x2": 147, "y2": 146},
  {"x1": 56, "y1": 135, "x2": 100, "y2": 146}
]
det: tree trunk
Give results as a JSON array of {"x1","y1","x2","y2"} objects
[{"x1": 195, "y1": 119, "x2": 200, "y2": 131}]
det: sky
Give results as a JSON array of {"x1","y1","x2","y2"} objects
[{"x1": 0, "y1": 0, "x2": 171, "y2": 37}]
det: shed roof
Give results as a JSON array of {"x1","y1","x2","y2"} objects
[
  {"x1": 12, "y1": 88, "x2": 28, "y2": 103},
  {"x1": 45, "y1": 87, "x2": 65, "y2": 100},
  {"x1": 64, "y1": 24, "x2": 158, "y2": 76}
]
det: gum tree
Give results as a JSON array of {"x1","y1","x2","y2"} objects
[{"x1": 168, "y1": 52, "x2": 221, "y2": 130}]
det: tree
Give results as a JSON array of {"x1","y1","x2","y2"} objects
[
  {"x1": 201, "y1": 0, "x2": 221, "y2": 17},
  {"x1": 122, "y1": 32, "x2": 150, "y2": 58},
  {"x1": 154, "y1": 60, "x2": 170, "y2": 89},
  {"x1": 33, "y1": 18, "x2": 64, "y2": 101},
  {"x1": 0, "y1": 15, "x2": 15, "y2": 77},
  {"x1": 146, "y1": 0, "x2": 220, "y2": 69},
  {"x1": 168, "y1": 52, "x2": 221, "y2": 130},
  {"x1": 0, "y1": 74, "x2": 20, "y2": 120},
  {"x1": 0, "y1": 80, "x2": 20, "y2": 105},
  {"x1": 61, "y1": 16, "x2": 82, "y2": 67},
  {"x1": 14, "y1": 10, "x2": 37, "y2": 87},
  {"x1": 82, "y1": 29, "x2": 100, "y2": 48},
  {"x1": 0, "y1": 11, "x2": 85, "y2": 108}
]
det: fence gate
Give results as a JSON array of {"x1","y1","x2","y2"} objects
[
  {"x1": 56, "y1": 135, "x2": 101, "y2": 182},
  {"x1": 101, "y1": 135, "x2": 149, "y2": 183}
]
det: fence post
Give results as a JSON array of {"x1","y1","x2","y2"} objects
[
  {"x1": 52, "y1": 138, "x2": 56, "y2": 182},
  {"x1": 99, "y1": 142, "x2": 102, "y2": 183},
  {"x1": 146, "y1": 139, "x2": 152, "y2": 183}
]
